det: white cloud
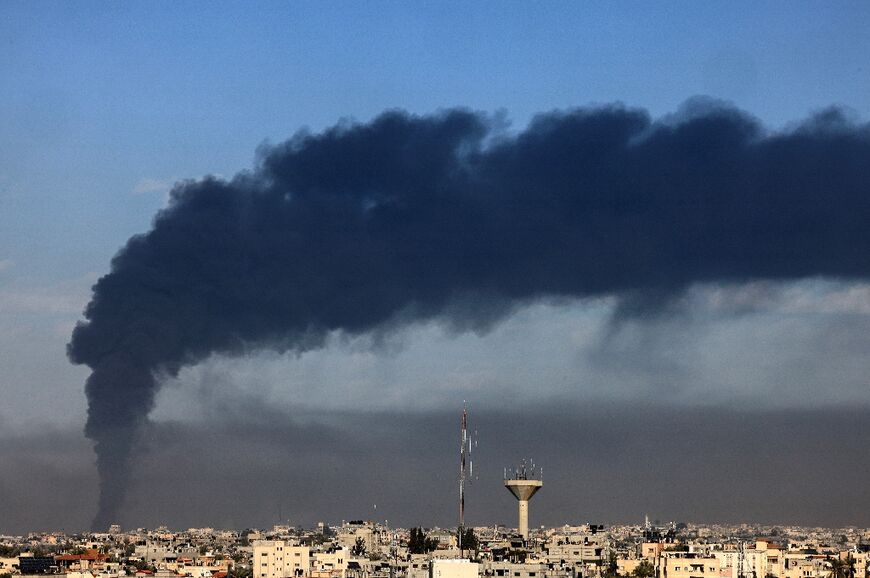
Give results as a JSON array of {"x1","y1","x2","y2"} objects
[
  {"x1": 685, "y1": 280, "x2": 870, "y2": 316},
  {"x1": 151, "y1": 280, "x2": 870, "y2": 425},
  {"x1": 779, "y1": 281, "x2": 870, "y2": 315}
]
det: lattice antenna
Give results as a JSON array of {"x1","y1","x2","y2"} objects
[{"x1": 458, "y1": 403, "x2": 478, "y2": 555}]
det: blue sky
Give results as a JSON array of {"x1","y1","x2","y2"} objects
[
  {"x1": 3, "y1": 2, "x2": 869, "y2": 281},
  {"x1": 2, "y1": 2, "x2": 870, "y2": 532}
]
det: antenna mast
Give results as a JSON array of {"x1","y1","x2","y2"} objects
[{"x1": 459, "y1": 403, "x2": 476, "y2": 555}]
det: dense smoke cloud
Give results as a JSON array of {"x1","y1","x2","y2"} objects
[{"x1": 68, "y1": 99, "x2": 870, "y2": 529}]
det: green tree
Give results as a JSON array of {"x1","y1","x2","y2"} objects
[
  {"x1": 132, "y1": 559, "x2": 155, "y2": 572},
  {"x1": 408, "y1": 528, "x2": 437, "y2": 554},
  {"x1": 457, "y1": 528, "x2": 478, "y2": 554},
  {"x1": 408, "y1": 528, "x2": 424, "y2": 554},
  {"x1": 0, "y1": 546, "x2": 19, "y2": 557},
  {"x1": 602, "y1": 550, "x2": 618, "y2": 578},
  {"x1": 633, "y1": 560, "x2": 655, "y2": 578},
  {"x1": 351, "y1": 537, "x2": 367, "y2": 557},
  {"x1": 827, "y1": 556, "x2": 848, "y2": 578}
]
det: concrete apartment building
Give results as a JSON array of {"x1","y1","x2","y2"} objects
[
  {"x1": 660, "y1": 553, "x2": 720, "y2": 578},
  {"x1": 543, "y1": 527, "x2": 606, "y2": 567},
  {"x1": 253, "y1": 540, "x2": 311, "y2": 578},
  {"x1": 841, "y1": 551, "x2": 870, "y2": 578},
  {"x1": 713, "y1": 541, "x2": 784, "y2": 578},
  {"x1": 782, "y1": 557, "x2": 826, "y2": 578},
  {"x1": 408, "y1": 554, "x2": 433, "y2": 578},
  {"x1": 337, "y1": 522, "x2": 376, "y2": 555},
  {"x1": 430, "y1": 559, "x2": 480, "y2": 578},
  {"x1": 311, "y1": 548, "x2": 349, "y2": 578},
  {"x1": 135, "y1": 540, "x2": 200, "y2": 566},
  {"x1": 0, "y1": 557, "x2": 18, "y2": 573},
  {"x1": 481, "y1": 560, "x2": 550, "y2": 578},
  {"x1": 641, "y1": 543, "x2": 668, "y2": 560}
]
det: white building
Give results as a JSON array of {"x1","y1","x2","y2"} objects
[
  {"x1": 253, "y1": 540, "x2": 311, "y2": 578},
  {"x1": 311, "y1": 547, "x2": 349, "y2": 578},
  {"x1": 430, "y1": 559, "x2": 480, "y2": 578}
]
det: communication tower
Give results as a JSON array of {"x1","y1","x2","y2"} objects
[{"x1": 459, "y1": 404, "x2": 477, "y2": 554}]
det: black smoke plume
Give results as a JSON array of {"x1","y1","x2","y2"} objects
[{"x1": 69, "y1": 99, "x2": 870, "y2": 529}]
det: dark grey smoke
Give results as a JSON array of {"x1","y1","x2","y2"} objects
[{"x1": 68, "y1": 99, "x2": 870, "y2": 529}]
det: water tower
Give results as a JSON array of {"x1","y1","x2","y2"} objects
[{"x1": 503, "y1": 460, "x2": 542, "y2": 540}]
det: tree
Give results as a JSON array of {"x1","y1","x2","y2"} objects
[
  {"x1": 845, "y1": 555, "x2": 857, "y2": 578},
  {"x1": 408, "y1": 528, "x2": 437, "y2": 554},
  {"x1": 408, "y1": 528, "x2": 425, "y2": 554},
  {"x1": 351, "y1": 537, "x2": 367, "y2": 557},
  {"x1": 827, "y1": 556, "x2": 848, "y2": 578},
  {"x1": 633, "y1": 560, "x2": 655, "y2": 578},
  {"x1": 457, "y1": 528, "x2": 478, "y2": 554},
  {"x1": 602, "y1": 550, "x2": 618, "y2": 578},
  {"x1": 0, "y1": 546, "x2": 19, "y2": 558},
  {"x1": 132, "y1": 559, "x2": 155, "y2": 572}
]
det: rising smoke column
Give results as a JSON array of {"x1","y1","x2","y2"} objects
[{"x1": 69, "y1": 100, "x2": 870, "y2": 529}]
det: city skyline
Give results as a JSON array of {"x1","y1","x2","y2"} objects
[{"x1": 2, "y1": 2, "x2": 870, "y2": 534}]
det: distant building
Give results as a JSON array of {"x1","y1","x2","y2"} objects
[
  {"x1": 544, "y1": 526, "x2": 606, "y2": 567},
  {"x1": 337, "y1": 522, "x2": 375, "y2": 555},
  {"x1": 0, "y1": 557, "x2": 19, "y2": 574},
  {"x1": 17, "y1": 555, "x2": 56, "y2": 575},
  {"x1": 311, "y1": 548, "x2": 349, "y2": 578},
  {"x1": 661, "y1": 553, "x2": 719, "y2": 578},
  {"x1": 481, "y1": 560, "x2": 547, "y2": 578},
  {"x1": 430, "y1": 559, "x2": 479, "y2": 578}
]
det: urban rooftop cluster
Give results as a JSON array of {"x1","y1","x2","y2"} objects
[{"x1": 2, "y1": 520, "x2": 869, "y2": 578}]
